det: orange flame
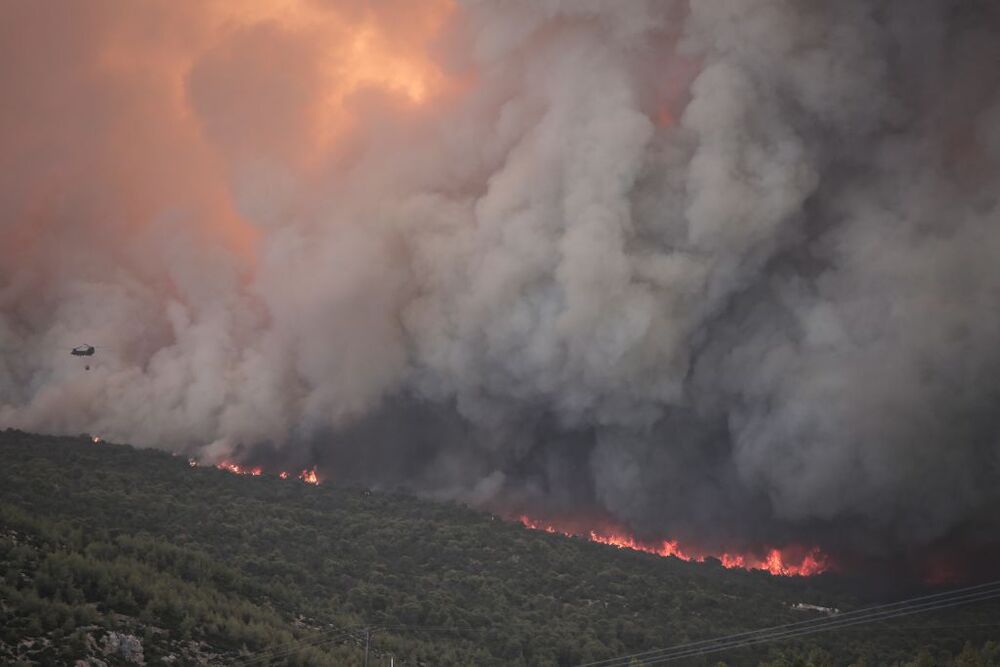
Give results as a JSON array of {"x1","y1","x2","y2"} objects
[
  {"x1": 212, "y1": 460, "x2": 322, "y2": 485},
  {"x1": 91, "y1": 436, "x2": 103, "y2": 444},
  {"x1": 217, "y1": 461, "x2": 263, "y2": 477},
  {"x1": 518, "y1": 515, "x2": 830, "y2": 577}
]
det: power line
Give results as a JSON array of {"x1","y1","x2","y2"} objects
[
  {"x1": 236, "y1": 621, "x2": 494, "y2": 665},
  {"x1": 236, "y1": 580, "x2": 1000, "y2": 666},
  {"x1": 615, "y1": 588, "x2": 1000, "y2": 666},
  {"x1": 639, "y1": 589, "x2": 1000, "y2": 666},
  {"x1": 237, "y1": 627, "x2": 362, "y2": 666},
  {"x1": 375, "y1": 624, "x2": 494, "y2": 634},
  {"x1": 576, "y1": 580, "x2": 1000, "y2": 667},
  {"x1": 577, "y1": 579, "x2": 1000, "y2": 667},
  {"x1": 237, "y1": 629, "x2": 360, "y2": 666},
  {"x1": 885, "y1": 622, "x2": 1000, "y2": 630}
]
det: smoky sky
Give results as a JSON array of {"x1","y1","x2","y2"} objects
[{"x1": 2, "y1": 0, "x2": 1000, "y2": 565}]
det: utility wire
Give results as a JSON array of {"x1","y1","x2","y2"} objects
[
  {"x1": 375, "y1": 624, "x2": 494, "y2": 634},
  {"x1": 577, "y1": 580, "x2": 1000, "y2": 667},
  {"x1": 238, "y1": 630, "x2": 360, "y2": 666},
  {"x1": 237, "y1": 621, "x2": 493, "y2": 666},
  {"x1": 237, "y1": 627, "x2": 362, "y2": 666},
  {"x1": 638, "y1": 589, "x2": 1000, "y2": 666},
  {"x1": 886, "y1": 621, "x2": 1000, "y2": 630},
  {"x1": 238, "y1": 580, "x2": 1000, "y2": 666},
  {"x1": 577, "y1": 579, "x2": 1000, "y2": 667}
]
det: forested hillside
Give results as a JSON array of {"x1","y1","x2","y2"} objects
[{"x1": 1, "y1": 430, "x2": 997, "y2": 666}]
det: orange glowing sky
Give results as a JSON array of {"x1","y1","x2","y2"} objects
[
  {"x1": 206, "y1": 0, "x2": 455, "y2": 155},
  {"x1": 0, "y1": 0, "x2": 455, "y2": 269}
]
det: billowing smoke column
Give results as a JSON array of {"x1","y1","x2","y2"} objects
[{"x1": 2, "y1": 0, "x2": 1000, "y2": 577}]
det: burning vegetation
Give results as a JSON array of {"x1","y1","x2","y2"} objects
[
  {"x1": 216, "y1": 461, "x2": 262, "y2": 477},
  {"x1": 210, "y1": 452, "x2": 827, "y2": 576},
  {"x1": 210, "y1": 455, "x2": 828, "y2": 576},
  {"x1": 517, "y1": 515, "x2": 831, "y2": 577},
  {"x1": 214, "y1": 460, "x2": 320, "y2": 486}
]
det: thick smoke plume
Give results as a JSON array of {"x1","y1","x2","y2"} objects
[{"x1": 3, "y1": 0, "x2": 1000, "y2": 573}]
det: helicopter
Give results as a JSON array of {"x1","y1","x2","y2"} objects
[{"x1": 71, "y1": 344, "x2": 96, "y2": 370}]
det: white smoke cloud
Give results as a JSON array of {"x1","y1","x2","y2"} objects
[{"x1": 2, "y1": 0, "x2": 999, "y2": 560}]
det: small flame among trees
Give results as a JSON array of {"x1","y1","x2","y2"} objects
[
  {"x1": 517, "y1": 515, "x2": 831, "y2": 577},
  {"x1": 212, "y1": 461, "x2": 321, "y2": 486},
  {"x1": 217, "y1": 461, "x2": 263, "y2": 477}
]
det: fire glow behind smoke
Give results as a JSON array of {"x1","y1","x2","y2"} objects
[
  {"x1": 3, "y1": 1, "x2": 1000, "y2": 579},
  {"x1": 518, "y1": 515, "x2": 830, "y2": 577}
]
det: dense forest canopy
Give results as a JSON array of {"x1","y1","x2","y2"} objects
[{"x1": 1, "y1": 430, "x2": 999, "y2": 665}]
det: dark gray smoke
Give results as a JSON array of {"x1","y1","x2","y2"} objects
[{"x1": 2, "y1": 0, "x2": 1000, "y2": 569}]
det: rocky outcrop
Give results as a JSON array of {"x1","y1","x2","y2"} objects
[{"x1": 102, "y1": 632, "x2": 144, "y2": 664}]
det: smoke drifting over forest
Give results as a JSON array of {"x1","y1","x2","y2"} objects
[{"x1": 2, "y1": 1, "x2": 1000, "y2": 573}]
